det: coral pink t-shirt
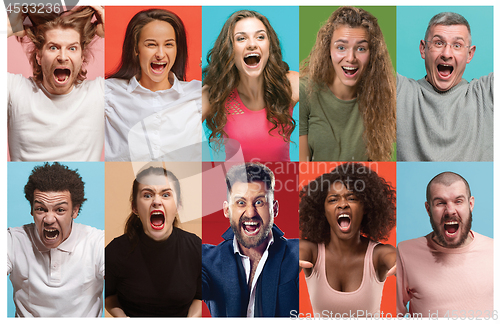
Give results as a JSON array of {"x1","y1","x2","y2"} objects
[
  {"x1": 223, "y1": 89, "x2": 291, "y2": 162},
  {"x1": 396, "y1": 231, "x2": 493, "y2": 317}
]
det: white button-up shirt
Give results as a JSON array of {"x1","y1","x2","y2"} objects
[
  {"x1": 104, "y1": 73, "x2": 202, "y2": 161},
  {"x1": 233, "y1": 234, "x2": 274, "y2": 317},
  {"x1": 7, "y1": 223, "x2": 104, "y2": 317}
]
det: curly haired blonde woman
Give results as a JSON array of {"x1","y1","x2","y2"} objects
[{"x1": 300, "y1": 7, "x2": 396, "y2": 162}]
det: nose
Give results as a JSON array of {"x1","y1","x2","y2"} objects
[
  {"x1": 345, "y1": 48, "x2": 356, "y2": 62},
  {"x1": 245, "y1": 204, "x2": 257, "y2": 217},
  {"x1": 444, "y1": 202, "x2": 457, "y2": 216},
  {"x1": 57, "y1": 49, "x2": 68, "y2": 62},
  {"x1": 152, "y1": 194, "x2": 163, "y2": 208},
  {"x1": 337, "y1": 197, "x2": 349, "y2": 209},
  {"x1": 44, "y1": 211, "x2": 57, "y2": 225},
  {"x1": 156, "y1": 46, "x2": 165, "y2": 59},
  {"x1": 440, "y1": 43, "x2": 453, "y2": 58},
  {"x1": 246, "y1": 38, "x2": 257, "y2": 50}
]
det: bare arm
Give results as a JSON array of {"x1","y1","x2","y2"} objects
[
  {"x1": 7, "y1": 10, "x2": 25, "y2": 38},
  {"x1": 287, "y1": 70, "x2": 299, "y2": 106},
  {"x1": 187, "y1": 299, "x2": 202, "y2": 317},
  {"x1": 374, "y1": 243, "x2": 396, "y2": 281},
  {"x1": 299, "y1": 135, "x2": 310, "y2": 162},
  {"x1": 299, "y1": 239, "x2": 317, "y2": 277},
  {"x1": 91, "y1": 6, "x2": 105, "y2": 38},
  {"x1": 105, "y1": 295, "x2": 128, "y2": 318}
]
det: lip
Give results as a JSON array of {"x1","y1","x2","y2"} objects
[
  {"x1": 43, "y1": 227, "x2": 60, "y2": 241},
  {"x1": 443, "y1": 220, "x2": 459, "y2": 238},
  {"x1": 243, "y1": 52, "x2": 262, "y2": 69},
  {"x1": 150, "y1": 209, "x2": 165, "y2": 230},
  {"x1": 436, "y1": 63, "x2": 454, "y2": 80},
  {"x1": 241, "y1": 218, "x2": 262, "y2": 236},
  {"x1": 52, "y1": 66, "x2": 72, "y2": 85},
  {"x1": 337, "y1": 213, "x2": 351, "y2": 232},
  {"x1": 150, "y1": 61, "x2": 168, "y2": 75},
  {"x1": 341, "y1": 66, "x2": 359, "y2": 78}
]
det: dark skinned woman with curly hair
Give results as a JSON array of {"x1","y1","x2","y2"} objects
[
  {"x1": 202, "y1": 10, "x2": 299, "y2": 162},
  {"x1": 299, "y1": 163, "x2": 396, "y2": 316}
]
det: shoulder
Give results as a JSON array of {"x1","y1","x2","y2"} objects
[
  {"x1": 472, "y1": 231, "x2": 493, "y2": 247},
  {"x1": 74, "y1": 223, "x2": 104, "y2": 245},
  {"x1": 7, "y1": 225, "x2": 33, "y2": 242},
  {"x1": 287, "y1": 71, "x2": 299, "y2": 103},
  {"x1": 397, "y1": 236, "x2": 427, "y2": 253},
  {"x1": 180, "y1": 79, "x2": 202, "y2": 91},
  {"x1": 175, "y1": 227, "x2": 202, "y2": 246},
  {"x1": 105, "y1": 77, "x2": 129, "y2": 92},
  {"x1": 106, "y1": 233, "x2": 131, "y2": 252}
]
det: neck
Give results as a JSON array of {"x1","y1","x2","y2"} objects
[
  {"x1": 138, "y1": 73, "x2": 173, "y2": 92},
  {"x1": 329, "y1": 78, "x2": 357, "y2": 100},
  {"x1": 327, "y1": 230, "x2": 364, "y2": 255},
  {"x1": 236, "y1": 75, "x2": 266, "y2": 111}
]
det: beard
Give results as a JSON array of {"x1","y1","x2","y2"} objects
[
  {"x1": 229, "y1": 214, "x2": 274, "y2": 249},
  {"x1": 430, "y1": 211, "x2": 472, "y2": 248}
]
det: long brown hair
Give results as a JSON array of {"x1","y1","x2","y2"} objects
[
  {"x1": 21, "y1": 6, "x2": 98, "y2": 84},
  {"x1": 203, "y1": 10, "x2": 295, "y2": 151},
  {"x1": 124, "y1": 166, "x2": 181, "y2": 249},
  {"x1": 301, "y1": 7, "x2": 396, "y2": 161},
  {"x1": 106, "y1": 9, "x2": 188, "y2": 81}
]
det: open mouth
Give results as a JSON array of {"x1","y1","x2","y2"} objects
[
  {"x1": 150, "y1": 210, "x2": 165, "y2": 230},
  {"x1": 337, "y1": 214, "x2": 351, "y2": 232},
  {"x1": 53, "y1": 68, "x2": 71, "y2": 84},
  {"x1": 444, "y1": 221, "x2": 459, "y2": 237},
  {"x1": 342, "y1": 66, "x2": 358, "y2": 76},
  {"x1": 244, "y1": 53, "x2": 261, "y2": 67},
  {"x1": 44, "y1": 228, "x2": 60, "y2": 240},
  {"x1": 150, "y1": 61, "x2": 167, "y2": 74},
  {"x1": 437, "y1": 64, "x2": 454, "y2": 78},
  {"x1": 242, "y1": 219, "x2": 261, "y2": 236}
]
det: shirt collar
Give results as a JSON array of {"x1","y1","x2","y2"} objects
[
  {"x1": 232, "y1": 232, "x2": 275, "y2": 257},
  {"x1": 127, "y1": 72, "x2": 184, "y2": 95}
]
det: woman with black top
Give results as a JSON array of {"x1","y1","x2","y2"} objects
[{"x1": 105, "y1": 166, "x2": 201, "y2": 317}]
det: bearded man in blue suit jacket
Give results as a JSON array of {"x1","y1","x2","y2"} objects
[{"x1": 202, "y1": 162, "x2": 299, "y2": 317}]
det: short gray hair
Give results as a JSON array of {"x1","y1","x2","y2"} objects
[{"x1": 425, "y1": 12, "x2": 471, "y2": 43}]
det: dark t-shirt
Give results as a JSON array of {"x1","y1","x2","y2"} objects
[{"x1": 105, "y1": 227, "x2": 202, "y2": 317}]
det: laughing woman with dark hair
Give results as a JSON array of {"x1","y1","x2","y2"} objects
[
  {"x1": 105, "y1": 166, "x2": 201, "y2": 317},
  {"x1": 105, "y1": 8, "x2": 202, "y2": 161},
  {"x1": 299, "y1": 163, "x2": 396, "y2": 316},
  {"x1": 202, "y1": 10, "x2": 299, "y2": 162}
]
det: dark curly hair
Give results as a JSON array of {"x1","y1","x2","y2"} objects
[
  {"x1": 299, "y1": 163, "x2": 395, "y2": 244},
  {"x1": 24, "y1": 162, "x2": 86, "y2": 215}
]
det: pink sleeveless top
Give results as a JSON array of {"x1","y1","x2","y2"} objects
[
  {"x1": 223, "y1": 89, "x2": 291, "y2": 162},
  {"x1": 305, "y1": 241, "x2": 385, "y2": 317}
]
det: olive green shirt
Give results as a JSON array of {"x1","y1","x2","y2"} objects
[{"x1": 299, "y1": 78, "x2": 367, "y2": 161}]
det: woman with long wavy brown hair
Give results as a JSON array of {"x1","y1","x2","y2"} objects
[
  {"x1": 202, "y1": 10, "x2": 299, "y2": 162},
  {"x1": 300, "y1": 7, "x2": 396, "y2": 162}
]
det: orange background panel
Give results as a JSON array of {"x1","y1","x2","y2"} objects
[
  {"x1": 104, "y1": 6, "x2": 202, "y2": 81},
  {"x1": 298, "y1": 162, "x2": 397, "y2": 317}
]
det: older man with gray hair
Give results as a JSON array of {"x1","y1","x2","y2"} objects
[{"x1": 397, "y1": 12, "x2": 493, "y2": 161}]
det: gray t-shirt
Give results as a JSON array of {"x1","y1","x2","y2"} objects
[{"x1": 396, "y1": 73, "x2": 493, "y2": 161}]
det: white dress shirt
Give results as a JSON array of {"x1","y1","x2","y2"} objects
[
  {"x1": 7, "y1": 74, "x2": 104, "y2": 161},
  {"x1": 104, "y1": 73, "x2": 202, "y2": 161},
  {"x1": 233, "y1": 234, "x2": 274, "y2": 317},
  {"x1": 7, "y1": 222, "x2": 104, "y2": 317}
]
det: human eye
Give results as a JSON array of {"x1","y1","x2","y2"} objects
[
  {"x1": 34, "y1": 206, "x2": 45, "y2": 212},
  {"x1": 254, "y1": 198, "x2": 266, "y2": 207},
  {"x1": 453, "y1": 42, "x2": 463, "y2": 50},
  {"x1": 357, "y1": 46, "x2": 367, "y2": 52},
  {"x1": 236, "y1": 35, "x2": 246, "y2": 42},
  {"x1": 162, "y1": 192, "x2": 172, "y2": 198},
  {"x1": 235, "y1": 199, "x2": 246, "y2": 207},
  {"x1": 143, "y1": 192, "x2": 152, "y2": 199},
  {"x1": 433, "y1": 40, "x2": 444, "y2": 48},
  {"x1": 327, "y1": 196, "x2": 338, "y2": 203},
  {"x1": 336, "y1": 45, "x2": 346, "y2": 51},
  {"x1": 257, "y1": 34, "x2": 266, "y2": 40},
  {"x1": 57, "y1": 207, "x2": 66, "y2": 213},
  {"x1": 146, "y1": 42, "x2": 157, "y2": 48},
  {"x1": 49, "y1": 45, "x2": 58, "y2": 51}
]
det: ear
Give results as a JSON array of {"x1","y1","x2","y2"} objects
[
  {"x1": 419, "y1": 40, "x2": 426, "y2": 60},
  {"x1": 72, "y1": 205, "x2": 80, "y2": 220},
  {"x1": 131, "y1": 203, "x2": 138, "y2": 216},
  {"x1": 466, "y1": 45, "x2": 476, "y2": 64},
  {"x1": 425, "y1": 201, "x2": 431, "y2": 217},
  {"x1": 273, "y1": 200, "x2": 279, "y2": 218},
  {"x1": 469, "y1": 196, "x2": 475, "y2": 212},
  {"x1": 223, "y1": 201, "x2": 230, "y2": 219},
  {"x1": 36, "y1": 49, "x2": 41, "y2": 66}
]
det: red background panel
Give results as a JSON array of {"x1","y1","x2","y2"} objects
[
  {"x1": 201, "y1": 162, "x2": 300, "y2": 317},
  {"x1": 104, "y1": 6, "x2": 202, "y2": 81},
  {"x1": 298, "y1": 162, "x2": 397, "y2": 317}
]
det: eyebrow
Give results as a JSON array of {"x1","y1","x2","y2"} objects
[
  {"x1": 333, "y1": 39, "x2": 369, "y2": 44},
  {"x1": 33, "y1": 200, "x2": 69, "y2": 206},
  {"x1": 431, "y1": 34, "x2": 466, "y2": 42},
  {"x1": 234, "y1": 30, "x2": 267, "y2": 36},
  {"x1": 144, "y1": 38, "x2": 175, "y2": 42},
  {"x1": 432, "y1": 194, "x2": 466, "y2": 202}
]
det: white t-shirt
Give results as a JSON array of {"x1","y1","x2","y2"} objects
[
  {"x1": 104, "y1": 74, "x2": 202, "y2": 161},
  {"x1": 7, "y1": 222, "x2": 104, "y2": 317},
  {"x1": 7, "y1": 73, "x2": 104, "y2": 161}
]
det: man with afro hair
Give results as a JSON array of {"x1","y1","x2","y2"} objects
[{"x1": 7, "y1": 162, "x2": 104, "y2": 317}]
